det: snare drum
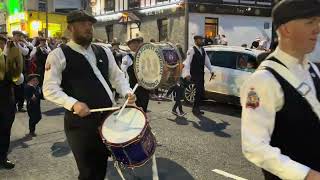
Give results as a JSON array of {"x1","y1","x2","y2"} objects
[
  {"x1": 134, "y1": 42, "x2": 183, "y2": 90},
  {"x1": 100, "y1": 106, "x2": 156, "y2": 168}
]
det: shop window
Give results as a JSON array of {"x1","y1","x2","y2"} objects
[
  {"x1": 205, "y1": 17, "x2": 218, "y2": 41},
  {"x1": 105, "y1": 0, "x2": 115, "y2": 11},
  {"x1": 39, "y1": 0, "x2": 46, "y2": 11},
  {"x1": 128, "y1": 0, "x2": 140, "y2": 9},
  {"x1": 106, "y1": 25, "x2": 113, "y2": 43},
  {"x1": 129, "y1": 23, "x2": 140, "y2": 39},
  {"x1": 157, "y1": 18, "x2": 168, "y2": 42}
]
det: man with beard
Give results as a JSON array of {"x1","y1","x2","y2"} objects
[
  {"x1": 241, "y1": 0, "x2": 320, "y2": 179},
  {"x1": 182, "y1": 35, "x2": 215, "y2": 115},
  {"x1": 43, "y1": 10, "x2": 136, "y2": 180},
  {"x1": 121, "y1": 37, "x2": 150, "y2": 113}
]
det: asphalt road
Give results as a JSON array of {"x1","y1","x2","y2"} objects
[{"x1": 0, "y1": 99, "x2": 263, "y2": 180}]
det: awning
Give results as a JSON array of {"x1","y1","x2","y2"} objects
[{"x1": 119, "y1": 12, "x2": 141, "y2": 24}]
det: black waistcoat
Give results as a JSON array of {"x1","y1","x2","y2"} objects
[
  {"x1": 35, "y1": 47, "x2": 48, "y2": 75},
  {"x1": 60, "y1": 44, "x2": 112, "y2": 110},
  {"x1": 126, "y1": 54, "x2": 138, "y2": 89},
  {"x1": 190, "y1": 46, "x2": 205, "y2": 81},
  {"x1": 265, "y1": 57, "x2": 320, "y2": 174}
]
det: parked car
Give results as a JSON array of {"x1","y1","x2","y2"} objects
[{"x1": 183, "y1": 45, "x2": 266, "y2": 105}]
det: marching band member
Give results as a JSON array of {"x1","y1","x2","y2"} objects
[
  {"x1": 241, "y1": 1, "x2": 320, "y2": 179},
  {"x1": 43, "y1": 10, "x2": 135, "y2": 180},
  {"x1": 121, "y1": 37, "x2": 150, "y2": 112},
  {"x1": 0, "y1": 35, "x2": 24, "y2": 169},
  {"x1": 182, "y1": 35, "x2": 215, "y2": 115}
]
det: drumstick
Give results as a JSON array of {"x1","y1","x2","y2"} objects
[
  {"x1": 73, "y1": 107, "x2": 120, "y2": 114},
  {"x1": 116, "y1": 83, "x2": 139, "y2": 119}
]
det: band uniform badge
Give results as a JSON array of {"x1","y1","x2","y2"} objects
[{"x1": 246, "y1": 88, "x2": 260, "y2": 109}]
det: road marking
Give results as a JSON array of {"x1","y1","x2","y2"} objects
[{"x1": 212, "y1": 169, "x2": 248, "y2": 180}]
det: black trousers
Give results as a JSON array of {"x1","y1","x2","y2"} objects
[
  {"x1": 172, "y1": 100, "x2": 183, "y2": 113},
  {"x1": 0, "y1": 104, "x2": 16, "y2": 161},
  {"x1": 27, "y1": 105, "x2": 42, "y2": 133},
  {"x1": 135, "y1": 87, "x2": 150, "y2": 113},
  {"x1": 64, "y1": 112, "x2": 110, "y2": 180},
  {"x1": 14, "y1": 84, "x2": 25, "y2": 109},
  {"x1": 262, "y1": 169, "x2": 281, "y2": 180},
  {"x1": 193, "y1": 79, "x2": 204, "y2": 110}
]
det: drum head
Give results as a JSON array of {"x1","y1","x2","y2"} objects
[{"x1": 101, "y1": 107, "x2": 146, "y2": 144}]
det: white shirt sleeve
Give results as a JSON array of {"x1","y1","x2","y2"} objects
[
  {"x1": 182, "y1": 48, "x2": 194, "y2": 78},
  {"x1": 204, "y1": 51, "x2": 213, "y2": 73},
  {"x1": 241, "y1": 70, "x2": 310, "y2": 180},
  {"x1": 29, "y1": 47, "x2": 37, "y2": 58},
  {"x1": 15, "y1": 42, "x2": 29, "y2": 56},
  {"x1": 121, "y1": 55, "x2": 132, "y2": 73},
  {"x1": 43, "y1": 49, "x2": 78, "y2": 111},
  {"x1": 102, "y1": 48, "x2": 132, "y2": 97}
]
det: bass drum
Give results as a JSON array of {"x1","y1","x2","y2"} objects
[{"x1": 134, "y1": 42, "x2": 183, "y2": 90}]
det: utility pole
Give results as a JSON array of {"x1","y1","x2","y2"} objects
[
  {"x1": 45, "y1": 0, "x2": 48, "y2": 38},
  {"x1": 184, "y1": 0, "x2": 189, "y2": 52}
]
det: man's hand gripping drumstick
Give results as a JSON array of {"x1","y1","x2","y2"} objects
[
  {"x1": 72, "y1": 85, "x2": 137, "y2": 118},
  {"x1": 116, "y1": 83, "x2": 139, "y2": 119}
]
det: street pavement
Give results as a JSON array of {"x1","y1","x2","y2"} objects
[{"x1": 0, "y1": 98, "x2": 264, "y2": 180}]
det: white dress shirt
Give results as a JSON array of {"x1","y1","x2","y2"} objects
[
  {"x1": 30, "y1": 45, "x2": 51, "y2": 58},
  {"x1": 182, "y1": 45, "x2": 213, "y2": 78},
  {"x1": 121, "y1": 54, "x2": 133, "y2": 73},
  {"x1": 240, "y1": 48, "x2": 316, "y2": 180},
  {"x1": 43, "y1": 40, "x2": 132, "y2": 111}
]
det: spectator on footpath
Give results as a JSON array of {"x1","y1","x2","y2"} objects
[{"x1": 220, "y1": 34, "x2": 228, "y2": 46}]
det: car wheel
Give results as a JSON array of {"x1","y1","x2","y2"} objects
[{"x1": 184, "y1": 83, "x2": 196, "y2": 104}]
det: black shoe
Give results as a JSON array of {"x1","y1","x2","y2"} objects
[
  {"x1": 0, "y1": 159, "x2": 15, "y2": 169},
  {"x1": 29, "y1": 132, "x2": 37, "y2": 137},
  {"x1": 171, "y1": 111, "x2": 178, "y2": 116},
  {"x1": 192, "y1": 109, "x2": 204, "y2": 115},
  {"x1": 18, "y1": 108, "x2": 26, "y2": 112}
]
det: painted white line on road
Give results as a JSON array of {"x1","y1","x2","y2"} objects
[{"x1": 212, "y1": 169, "x2": 248, "y2": 180}]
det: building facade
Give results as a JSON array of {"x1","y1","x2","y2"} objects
[
  {"x1": 92, "y1": 0, "x2": 273, "y2": 51},
  {"x1": 92, "y1": 0, "x2": 184, "y2": 46},
  {"x1": 5, "y1": 0, "x2": 86, "y2": 37}
]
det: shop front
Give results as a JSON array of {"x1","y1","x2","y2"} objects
[
  {"x1": 188, "y1": 2, "x2": 273, "y2": 48},
  {"x1": 7, "y1": 11, "x2": 67, "y2": 38}
]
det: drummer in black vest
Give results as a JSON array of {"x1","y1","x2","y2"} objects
[
  {"x1": 43, "y1": 10, "x2": 136, "y2": 180},
  {"x1": 121, "y1": 37, "x2": 150, "y2": 113},
  {"x1": 183, "y1": 35, "x2": 215, "y2": 115},
  {"x1": 241, "y1": 1, "x2": 320, "y2": 179},
  {"x1": 0, "y1": 35, "x2": 24, "y2": 169}
]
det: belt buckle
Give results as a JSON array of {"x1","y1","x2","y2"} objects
[{"x1": 297, "y1": 82, "x2": 311, "y2": 97}]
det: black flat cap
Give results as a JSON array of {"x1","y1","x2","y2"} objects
[
  {"x1": 12, "y1": 30, "x2": 24, "y2": 36},
  {"x1": 67, "y1": 10, "x2": 97, "y2": 24},
  {"x1": 272, "y1": 0, "x2": 320, "y2": 30},
  {"x1": 194, "y1": 35, "x2": 204, "y2": 40},
  {"x1": 27, "y1": 74, "x2": 40, "y2": 82}
]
